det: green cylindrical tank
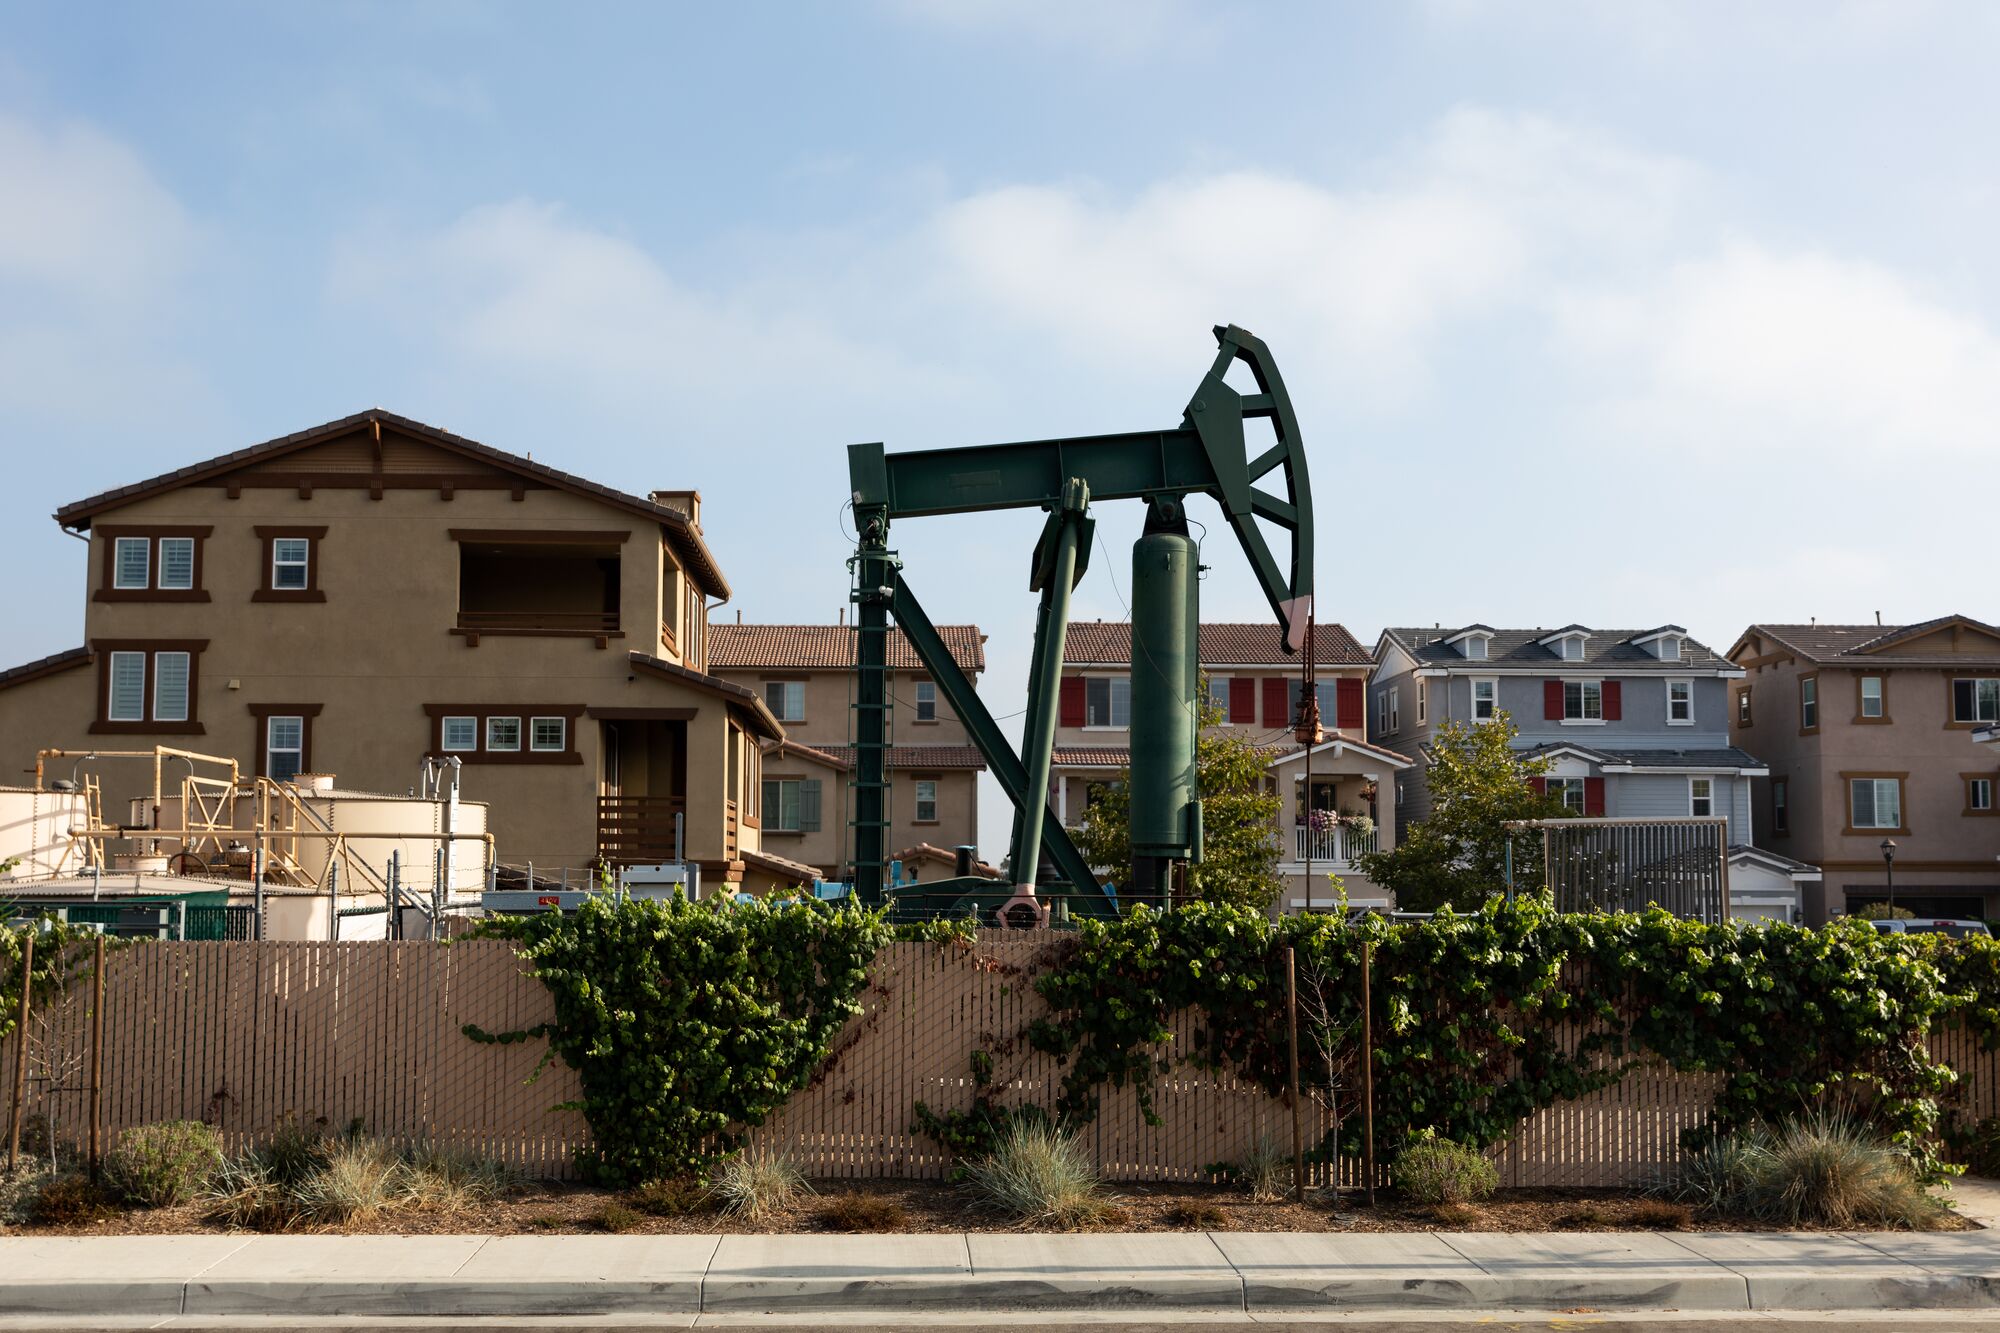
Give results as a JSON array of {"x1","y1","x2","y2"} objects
[{"x1": 1130, "y1": 500, "x2": 1199, "y2": 857}]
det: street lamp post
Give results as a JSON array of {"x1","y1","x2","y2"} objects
[{"x1": 1880, "y1": 838, "x2": 1898, "y2": 915}]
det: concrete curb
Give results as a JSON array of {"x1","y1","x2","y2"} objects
[{"x1": 1, "y1": 1229, "x2": 1998, "y2": 1317}]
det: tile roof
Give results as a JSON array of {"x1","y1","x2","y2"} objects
[
  {"x1": 1517, "y1": 742, "x2": 1768, "y2": 771},
  {"x1": 893, "y1": 843, "x2": 1005, "y2": 880},
  {"x1": 761, "y1": 739, "x2": 851, "y2": 771},
  {"x1": 50, "y1": 409, "x2": 731, "y2": 598},
  {"x1": 817, "y1": 744, "x2": 988, "y2": 770},
  {"x1": 740, "y1": 846, "x2": 823, "y2": 883},
  {"x1": 1742, "y1": 616, "x2": 2000, "y2": 665},
  {"x1": 709, "y1": 624, "x2": 985, "y2": 674},
  {"x1": 1064, "y1": 621, "x2": 1371, "y2": 667},
  {"x1": 0, "y1": 646, "x2": 92, "y2": 693},
  {"x1": 1382, "y1": 626, "x2": 1728, "y2": 671},
  {"x1": 1053, "y1": 746, "x2": 1132, "y2": 767},
  {"x1": 626, "y1": 652, "x2": 784, "y2": 740}
]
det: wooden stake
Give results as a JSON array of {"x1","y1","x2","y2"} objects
[
  {"x1": 1361, "y1": 939, "x2": 1376, "y2": 1206},
  {"x1": 1286, "y1": 944, "x2": 1304, "y2": 1202},
  {"x1": 7, "y1": 930, "x2": 31, "y2": 1173},
  {"x1": 89, "y1": 934, "x2": 104, "y2": 1182}
]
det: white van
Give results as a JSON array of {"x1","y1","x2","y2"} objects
[{"x1": 1868, "y1": 918, "x2": 1992, "y2": 938}]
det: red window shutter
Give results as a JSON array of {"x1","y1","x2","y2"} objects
[
  {"x1": 1543, "y1": 680, "x2": 1564, "y2": 720},
  {"x1": 1059, "y1": 677, "x2": 1086, "y2": 727},
  {"x1": 1337, "y1": 678, "x2": 1364, "y2": 731},
  {"x1": 1584, "y1": 777, "x2": 1606, "y2": 816},
  {"x1": 1602, "y1": 680, "x2": 1622, "y2": 721},
  {"x1": 1527, "y1": 776, "x2": 1547, "y2": 795},
  {"x1": 1228, "y1": 678, "x2": 1256, "y2": 724},
  {"x1": 1263, "y1": 678, "x2": 1288, "y2": 726}
]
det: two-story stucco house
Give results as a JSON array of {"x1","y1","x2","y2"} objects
[
  {"x1": 0, "y1": 410, "x2": 817, "y2": 894},
  {"x1": 1372, "y1": 624, "x2": 1764, "y2": 844},
  {"x1": 708, "y1": 621, "x2": 987, "y2": 882},
  {"x1": 1051, "y1": 620, "x2": 1410, "y2": 911},
  {"x1": 1728, "y1": 616, "x2": 2000, "y2": 923}
]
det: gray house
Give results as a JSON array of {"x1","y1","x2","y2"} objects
[{"x1": 1371, "y1": 624, "x2": 1765, "y2": 841}]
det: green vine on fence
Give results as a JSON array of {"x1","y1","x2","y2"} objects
[
  {"x1": 467, "y1": 894, "x2": 888, "y2": 1185},
  {"x1": 2, "y1": 918, "x2": 113, "y2": 1046}
]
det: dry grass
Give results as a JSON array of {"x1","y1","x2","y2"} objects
[
  {"x1": 1658, "y1": 1116, "x2": 1947, "y2": 1230},
  {"x1": 630, "y1": 1177, "x2": 712, "y2": 1218},
  {"x1": 816, "y1": 1191, "x2": 910, "y2": 1231},
  {"x1": 1630, "y1": 1199, "x2": 1692, "y2": 1230},
  {"x1": 962, "y1": 1121, "x2": 1122, "y2": 1229},
  {"x1": 1429, "y1": 1202, "x2": 1480, "y2": 1227},
  {"x1": 712, "y1": 1154, "x2": 809, "y2": 1221},
  {"x1": 597, "y1": 1202, "x2": 643, "y2": 1233},
  {"x1": 30, "y1": 1174, "x2": 116, "y2": 1226},
  {"x1": 294, "y1": 1141, "x2": 403, "y2": 1225},
  {"x1": 1239, "y1": 1132, "x2": 1293, "y2": 1202},
  {"x1": 1163, "y1": 1201, "x2": 1230, "y2": 1229}
]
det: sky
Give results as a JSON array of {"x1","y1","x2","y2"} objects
[{"x1": 3, "y1": 1, "x2": 1998, "y2": 854}]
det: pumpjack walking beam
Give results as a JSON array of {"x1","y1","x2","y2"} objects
[{"x1": 847, "y1": 324, "x2": 1314, "y2": 910}]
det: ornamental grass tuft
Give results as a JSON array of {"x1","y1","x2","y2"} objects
[
  {"x1": 710, "y1": 1153, "x2": 810, "y2": 1221},
  {"x1": 962, "y1": 1119, "x2": 1120, "y2": 1229}
]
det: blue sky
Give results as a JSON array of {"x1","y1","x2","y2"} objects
[{"x1": 3, "y1": 2, "x2": 1997, "y2": 851}]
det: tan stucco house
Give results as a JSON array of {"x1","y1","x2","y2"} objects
[
  {"x1": 1051, "y1": 620, "x2": 1407, "y2": 912},
  {"x1": 0, "y1": 410, "x2": 817, "y2": 894},
  {"x1": 708, "y1": 621, "x2": 987, "y2": 882},
  {"x1": 1728, "y1": 616, "x2": 2000, "y2": 923}
]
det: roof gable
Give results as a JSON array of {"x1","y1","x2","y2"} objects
[
  {"x1": 52, "y1": 409, "x2": 731, "y2": 599},
  {"x1": 1742, "y1": 618, "x2": 2000, "y2": 665},
  {"x1": 1386, "y1": 626, "x2": 1729, "y2": 671}
]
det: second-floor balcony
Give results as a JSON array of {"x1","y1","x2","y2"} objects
[
  {"x1": 453, "y1": 532, "x2": 624, "y2": 647},
  {"x1": 1289, "y1": 822, "x2": 1378, "y2": 865}
]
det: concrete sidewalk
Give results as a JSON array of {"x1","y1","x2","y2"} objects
[{"x1": 2, "y1": 1229, "x2": 2000, "y2": 1320}]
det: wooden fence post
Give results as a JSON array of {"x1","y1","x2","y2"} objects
[
  {"x1": 1286, "y1": 944, "x2": 1303, "y2": 1202},
  {"x1": 6, "y1": 929, "x2": 31, "y2": 1173},
  {"x1": 1361, "y1": 938, "x2": 1375, "y2": 1206},
  {"x1": 89, "y1": 934, "x2": 104, "y2": 1182}
]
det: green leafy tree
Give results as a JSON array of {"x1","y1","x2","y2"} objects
[
  {"x1": 1355, "y1": 711, "x2": 1571, "y2": 912},
  {"x1": 1072, "y1": 678, "x2": 1283, "y2": 912}
]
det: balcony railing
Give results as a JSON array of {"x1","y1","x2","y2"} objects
[
  {"x1": 1291, "y1": 823, "x2": 1378, "y2": 865},
  {"x1": 455, "y1": 609, "x2": 622, "y2": 647},
  {"x1": 598, "y1": 795, "x2": 687, "y2": 865}
]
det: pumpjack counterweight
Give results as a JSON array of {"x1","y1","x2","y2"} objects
[{"x1": 846, "y1": 325, "x2": 1314, "y2": 920}]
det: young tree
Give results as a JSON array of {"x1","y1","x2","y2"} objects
[
  {"x1": 1072, "y1": 679, "x2": 1284, "y2": 912},
  {"x1": 1354, "y1": 711, "x2": 1571, "y2": 913}
]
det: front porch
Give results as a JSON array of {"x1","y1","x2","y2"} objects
[{"x1": 1265, "y1": 734, "x2": 1413, "y2": 914}]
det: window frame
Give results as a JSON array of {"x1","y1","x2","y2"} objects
[
  {"x1": 1206, "y1": 675, "x2": 1231, "y2": 723},
  {"x1": 1856, "y1": 674, "x2": 1888, "y2": 723},
  {"x1": 762, "y1": 679, "x2": 806, "y2": 723},
  {"x1": 1736, "y1": 686, "x2": 1753, "y2": 727},
  {"x1": 1415, "y1": 679, "x2": 1428, "y2": 726},
  {"x1": 1950, "y1": 677, "x2": 2000, "y2": 727},
  {"x1": 1470, "y1": 676, "x2": 1498, "y2": 722},
  {"x1": 1688, "y1": 776, "x2": 1714, "y2": 818},
  {"x1": 1462, "y1": 635, "x2": 1489, "y2": 661},
  {"x1": 913, "y1": 776, "x2": 940, "y2": 824},
  {"x1": 89, "y1": 639, "x2": 207, "y2": 735},
  {"x1": 1965, "y1": 773, "x2": 1998, "y2": 817},
  {"x1": 530, "y1": 716, "x2": 568, "y2": 753},
  {"x1": 441, "y1": 716, "x2": 479, "y2": 751},
  {"x1": 1843, "y1": 772, "x2": 1908, "y2": 834},
  {"x1": 1083, "y1": 676, "x2": 1130, "y2": 729},
  {"x1": 423, "y1": 704, "x2": 585, "y2": 764},
  {"x1": 1548, "y1": 777, "x2": 1586, "y2": 813},
  {"x1": 113, "y1": 536, "x2": 149, "y2": 590},
  {"x1": 93, "y1": 526, "x2": 212, "y2": 603},
  {"x1": 913, "y1": 679, "x2": 938, "y2": 723},
  {"x1": 253, "y1": 525, "x2": 328, "y2": 603},
  {"x1": 1387, "y1": 685, "x2": 1400, "y2": 733},
  {"x1": 1772, "y1": 776, "x2": 1790, "y2": 836},
  {"x1": 1562, "y1": 679, "x2": 1605, "y2": 723},
  {"x1": 1667, "y1": 678, "x2": 1694, "y2": 725},
  {"x1": 485, "y1": 716, "x2": 523, "y2": 752},
  {"x1": 1798, "y1": 674, "x2": 1819, "y2": 734},
  {"x1": 152, "y1": 651, "x2": 192, "y2": 723}
]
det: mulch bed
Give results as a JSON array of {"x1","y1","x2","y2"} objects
[{"x1": 1, "y1": 1174, "x2": 1978, "y2": 1237}]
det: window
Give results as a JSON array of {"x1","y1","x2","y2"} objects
[
  {"x1": 1556, "y1": 636, "x2": 1585, "y2": 660},
  {"x1": 1799, "y1": 676, "x2": 1818, "y2": 731},
  {"x1": 1850, "y1": 777, "x2": 1902, "y2": 831},
  {"x1": 107, "y1": 652, "x2": 145, "y2": 722},
  {"x1": 914, "y1": 779, "x2": 938, "y2": 823},
  {"x1": 1471, "y1": 678, "x2": 1498, "y2": 722},
  {"x1": 1658, "y1": 636, "x2": 1681, "y2": 661},
  {"x1": 427, "y1": 705, "x2": 581, "y2": 763},
  {"x1": 1953, "y1": 678, "x2": 2000, "y2": 724},
  {"x1": 1668, "y1": 680, "x2": 1693, "y2": 724},
  {"x1": 1689, "y1": 776, "x2": 1714, "y2": 817},
  {"x1": 155, "y1": 540, "x2": 193, "y2": 591},
  {"x1": 914, "y1": 680, "x2": 937, "y2": 722},
  {"x1": 1548, "y1": 778, "x2": 1586, "y2": 812},
  {"x1": 485, "y1": 717, "x2": 522, "y2": 752},
  {"x1": 1736, "y1": 687, "x2": 1752, "y2": 726},
  {"x1": 272, "y1": 538, "x2": 310, "y2": 591},
  {"x1": 1387, "y1": 686, "x2": 1400, "y2": 733},
  {"x1": 1772, "y1": 777, "x2": 1789, "y2": 835},
  {"x1": 1376, "y1": 691, "x2": 1387, "y2": 734},
  {"x1": 1206, "y1": 677, "x2": 1230, "y2": 717},
  {"x1": 761, "y1": 778, "x2": 822, "y2": 833},
  {"x1": 113, "y1": 537, "x2": 150, "y2": 589},
  {"x1": 1968, "y1": 776, "x2": 1995, "y2": 815},
  {"x1": 1859, "y1": 675, "x2": 1885, "y2": 720},
  {"x1": 266, "y1": 716, "x2": 305, "y2": 784},
  {"x1": 1564, "y1": 680, "x2": 1603, "y2": 721},
  {"x1": 254, "y1": 526, "x2": 327, "y2": 602},
  {"x1": 1416, "y1": 680, "x2": 1428, "y2": 726},
  {"x1": 1288, "y1": 680, "x2": 1337, "y2": 726},
  {"x1": 442, "y1": 716, "x2": 478, "y2": 751},
  {"x1": 530, "y1": 717, "x2": 567, "y2": 752},
  {"x1": 1463, "y1": 636, "x2": 1488, "y2": 660},
  {"x1": 764, "y1": 681, "x2": 805, "y2": 722},
  {"x1": 153, "y1": 652, "x2": 190, "y2": 722},
  {"x1": 1084, "y1": 677, "x2": 1130, "y2": 727}
]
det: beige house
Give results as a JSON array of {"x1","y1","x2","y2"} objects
[
  {"x1": 1728, "y1": 616, "x2": 2000, "y2": 923},
  {"x1": 708, "y1": 622, "x2": 987, "y2": 882},
  {"x1": 0, "y1": 410, "x2": 818, "y2": 895},
  {"x1": 1051, "y1": 621, "x2": 1407, "y2": 910}
]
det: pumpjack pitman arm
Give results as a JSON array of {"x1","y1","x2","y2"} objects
[{"x1": 845, "y1": 324, "x2": 1314, "y2": 909}]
